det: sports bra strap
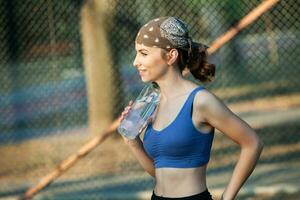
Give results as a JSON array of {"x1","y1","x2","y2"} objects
[{"x1": 178, "y1": 86, "x2": 205, "y2": 119}]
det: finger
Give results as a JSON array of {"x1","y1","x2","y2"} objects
[
  {"x1": 123, "y1": 108, "x2": 130, "y2": 114},
  {"x1": 138, "y1": 122, "x2": 148, "y2": 133},
  {"x1": 121, "y1": 111, "x2": 128, "y2": 118},
  {"x1": 147, "y1": 117, "x2": 153, "y2": 123},
  {"x1": 121, "y1": 109, "x2": 129, "y2": 117},
  {"x1": 125, "y1": 105, "x2": 132, "y2": 110},
  {"x1": 129, "y1": 100, "x2": 133, "y2": 106}
]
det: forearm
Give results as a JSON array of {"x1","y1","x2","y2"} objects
[
  {"x1": 222, "y1": 141, "x2": 263, "y2": 200},
  {"x1": 126, "y1": 137, "x2": 156, "y2": 177}
]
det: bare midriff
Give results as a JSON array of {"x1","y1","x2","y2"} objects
[{"x1": 154, "y1": 165, "x2": 208, "y2": 197}]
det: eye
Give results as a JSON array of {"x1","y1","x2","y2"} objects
[{"x1": 140, "y1": 51, "x2": 148, "y2": 56}]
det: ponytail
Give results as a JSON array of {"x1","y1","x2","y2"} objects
[{"x1": 177, "y1": 43, "x2": 215, "y2": 82}]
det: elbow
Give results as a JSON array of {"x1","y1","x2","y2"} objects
[
  {"x1": 259, "y1": 140, "x2": 264, "y2": 152},
  {"x1": 243, "y1": 136, "x2": 264, "y2": 154},
  {"x1": 254, "y1": 137, "x2": 264, "y2": 155},
  {"x1": 147, "y1": 168, "x2": 155, "y2": 178},
  {"x1": 149, "y1": 171, "x2": 155, "y2": 178},
  {"x1": 144, "y1": 163, "x2": 155, "y2": 177}
]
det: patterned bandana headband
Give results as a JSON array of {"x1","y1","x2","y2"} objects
[{"x1": 135, "y1": 16, "x2": 192, "y2": 51}]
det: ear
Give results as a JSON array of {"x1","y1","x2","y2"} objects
[{"x1": 166, "y1": 49, "x2": 179, "y2": 66}]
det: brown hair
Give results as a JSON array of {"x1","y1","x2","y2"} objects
[{"x1": 177, "y1": 43, "x2": 215, "y2": 82}]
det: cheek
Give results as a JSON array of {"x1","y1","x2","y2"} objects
[
  {"x1": 149, "y1": 55, "x2": 167, "y2": 69},
  {"x1": 149, "y1": 63, "x2": 168, "y2": 80},
  {"x1": 139, "y1": 54, "x2": 167, "y2": 82}
]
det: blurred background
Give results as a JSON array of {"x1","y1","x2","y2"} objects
[{"x1": 0, "y1": 0, "x2": 299, "y2": 199}]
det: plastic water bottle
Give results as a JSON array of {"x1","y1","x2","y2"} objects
[{"x1": 118, "y1": 82, "x2": 160, "y2": 139}]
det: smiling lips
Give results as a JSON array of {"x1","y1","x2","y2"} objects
[{"x1": 138, "y1": 69, "x2": 147, "y2": 76}]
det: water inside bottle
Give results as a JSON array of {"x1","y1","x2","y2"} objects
[{"x1": 118, "y1": 83, "x2": 160, "y2": 139}]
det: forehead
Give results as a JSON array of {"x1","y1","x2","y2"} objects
[{"x1": 135, "y1": 42, "x2": 161, "y2": 52}]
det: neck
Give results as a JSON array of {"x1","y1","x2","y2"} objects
[{"x1": 155, "y1": 69, "x2": 190, "y2": 101}]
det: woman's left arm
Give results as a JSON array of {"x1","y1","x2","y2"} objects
[{"x1": 196, "y1": 90, "x2": 264, "y2": 200}]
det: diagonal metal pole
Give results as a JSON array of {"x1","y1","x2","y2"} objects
[
  {"x1": 20, "y1": 0, "x2": 280, "y2": 199},
  {"x1": 207, "y1": 0, "x2": 280, "y2": 55},
  {"x1": 20, "y1": 118, "x2": 120, "y2": 200}
]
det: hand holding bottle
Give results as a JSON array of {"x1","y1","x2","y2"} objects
[{"x1": 118, "y1": 83, "x2": 160, "y2": 139}]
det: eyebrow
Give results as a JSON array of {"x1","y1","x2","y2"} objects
[{"x1": 136, "y1": 48, "x2": 149, "y2": 52}]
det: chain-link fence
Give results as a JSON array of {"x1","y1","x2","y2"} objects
[
  {"x1": 0, "y1": 0, "x2": 299, "y2": 199},
  {"x1": 0, "y1": 0, "x2": 85, "y2": 143}
]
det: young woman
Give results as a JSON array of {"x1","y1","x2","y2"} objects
[{"x1": 119, "y1": 17, "x2": 263, "y2": 200}]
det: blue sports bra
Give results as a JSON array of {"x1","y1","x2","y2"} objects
[{"x1": 143, "y1": 86, "x2": 214, "y2": 168}]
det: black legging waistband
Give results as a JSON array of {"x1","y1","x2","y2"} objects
[{"x1": 151, "y1": 189, "x2": 213, "y2": 200}]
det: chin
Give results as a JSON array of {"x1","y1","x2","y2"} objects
[
  {"x1": 141, "y1": 80, "x2": 152, "y2": 83},
  {"x1": 141, "y1": 77, "x2": 153, "y2": 83}
]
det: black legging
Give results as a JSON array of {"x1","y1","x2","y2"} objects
[{"x1": 151, "y1": 189, "x2": 213, "y2": 200}]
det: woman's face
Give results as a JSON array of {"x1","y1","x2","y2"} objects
[{"x1": 133, "y1": 43, "x2": 169, "y2": 83}]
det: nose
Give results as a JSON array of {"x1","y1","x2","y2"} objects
[{"x1": 133, "y1": 55, "x2": 139, "y2": 68}]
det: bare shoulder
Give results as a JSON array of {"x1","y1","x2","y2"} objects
[
  {"x1": 193, "y1": 87, "x2": 261, "y2": 147},
  {"x1": 194, "y1": 88, "x2": 220, "y2": 107},
  {"x1": 193, "y1": 88, "x2": 229, "y2": 116}
]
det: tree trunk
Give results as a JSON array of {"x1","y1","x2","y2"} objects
[{"x1": 80, "y1": 0, "x2": 115, "y2": 135}]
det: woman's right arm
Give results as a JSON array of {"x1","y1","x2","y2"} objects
[
  {"x1": 124, "y1": 137, "x2": 155, "y2": 177},
  {"x1": 119, "y1": 101, "x2": 155, "y2": 177}
]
